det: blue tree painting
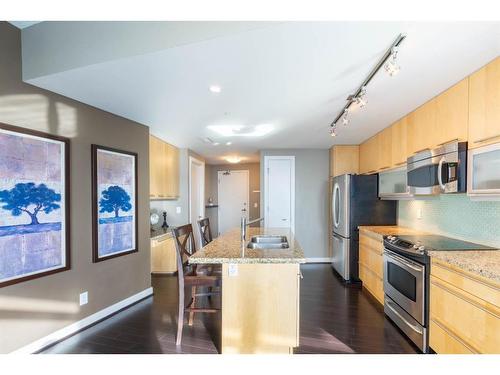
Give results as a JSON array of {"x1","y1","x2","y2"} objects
[
  {"x1": 0, "y1": 127, "x2": 68, "y2": 287},
  {"x1": 94, "y1": 147, "x2": 136, "y2": 260},
  {"x1": 99, "y1": 185, "x2": 132, "y2": 218},
  {"x1": 0, "y1": 183, "x2": 61, "y2": 225}
]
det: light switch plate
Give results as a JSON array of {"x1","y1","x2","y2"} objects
[
  {"x1": 176, "y1": 206, "x2": 181, "y2": 214},
  {"x1": 417, "y1": 208, "x2": 423, "y2": 220},
  {"x1": 79, "y1": 291, "x2": 88, "y2": 306},
  {"x1": 228, "y1": 264, "x2": 238, "y2": 277}
]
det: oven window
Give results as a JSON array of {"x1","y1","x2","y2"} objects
[{"x1": 387, "y1": 262, "x2": 417, "y2": 302}]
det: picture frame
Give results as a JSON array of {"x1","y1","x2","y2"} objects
[
  {"x1": 0, "y1": 122, "x2": 70, "y2": 288},
  {"x1": 92, "y1": 145, "x2": 138, "y2": 262}
]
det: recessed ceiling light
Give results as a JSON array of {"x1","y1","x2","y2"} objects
[
  {"x1": 209, "y1": 85, "x2": 221, "y2": 93},
  {"x1": 226, "y1": 156, "x2": 241, "y2": 164},
  {"x1": 226, "y1": 141, "x2": 232, "y2": 146},
  {"x1": 208, "y1": 124, "x2": 273, "y2": 137}
]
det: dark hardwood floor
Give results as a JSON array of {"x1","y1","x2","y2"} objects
[{"x1": 41, "y1": 264, "x2": 418, "y2": 354}]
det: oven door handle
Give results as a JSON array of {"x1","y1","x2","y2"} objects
[
  {"x1": 386, "y1": 299, "x2": 423, "y2": 335},
  {"x1": 437, "y1": 156, "x2": 446, "y2": 190},
  {"x1": 384, "y1": 251, "x2": 424, "y2": 273}
]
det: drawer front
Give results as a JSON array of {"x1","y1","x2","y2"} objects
[
  {"x1": 359, "y1": 263, "x2": 384, "y2": 305},
  {"x1": 359, "y1": 243, "x2": 383, "y2": 279},
  {"x1": 429, "y1": 320, "x2": 475, "y2": 354},
  {"x1": 430, "y1": 276, "x2": 500, "y2": 353},
  {"x1": 359, "y1": 233, "x2": 383, "y2": 255},
  {"x1": 151, "y1": 238, "x2": 177, "y2": 273}
]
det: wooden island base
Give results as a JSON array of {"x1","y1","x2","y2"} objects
[{"x1": 221, "y1": 263, "x2": 301, "y2": 354}]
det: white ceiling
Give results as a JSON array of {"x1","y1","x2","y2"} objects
[{"x1": 23, "y1": 21, "x2": 500, "y2": 164}]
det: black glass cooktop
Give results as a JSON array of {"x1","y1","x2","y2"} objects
[{"x1": 394, "y1": 235, "x2": 495, "y2": 251}]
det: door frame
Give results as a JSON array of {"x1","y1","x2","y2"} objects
[
  {"x1": 217, "y1": 169, "x2": 249, "y2": 236},
  {"x1": 263, "y1": 155, "x2": 295, "y2": 233},
  {"x1": 188, "y1": 155, "x2": 205, "y2": 225}
]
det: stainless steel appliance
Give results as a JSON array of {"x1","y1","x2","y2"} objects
[
  {"x1": 407, "y1": 141, "x2": 467, "y2": 195},
  {"x1": 331, "y1": 174, "x2": 397, "y2": 281},
  {"x1": 468, "y1": 142, "x2": 500, "y2": 197},
  {"x1": 378, "y1": 166, "x2": 413, "y2": 200},
  {"x1": 383, "y1": 234, "x2": 495, "y2": 353}
]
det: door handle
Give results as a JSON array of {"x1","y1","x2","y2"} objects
[
  {"x1": 386, "y1": 299, "x2": 423, "y2": 335},
  {"x1": 281, "y1": 218, "x2": 288, "y2": 221},
  {"x1": 437, "y1": 156, "x2": 446, "y2": 190}
]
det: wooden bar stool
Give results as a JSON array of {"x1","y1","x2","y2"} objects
[
  {"x1": 172, "y1": 223, "x2": 221, "y2": 346},
  {"x1": 197, "y1": 217, "x2": 213, "y2": 247}
]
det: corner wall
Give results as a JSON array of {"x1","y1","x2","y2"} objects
[{"x1": 0, "y1": 22, "x2": 151, "y2": 353}]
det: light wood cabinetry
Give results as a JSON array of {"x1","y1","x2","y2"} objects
[
  {"x1": 221, "y1": 263, "x2": 301, "y2": 353},
  {"x1": 149, "y1": 135, "x2": 179, "y2": 199},
  {"x1": 377, "y1": 127, "x2": 392, "y2": 171},
  {"x1": 359, "y1": 135, "x2": 379, "y2": 174},
  {"x1": 151, "y1": 236, "x2": 177, "y2": 273},
  {"x1": 391, "y1": 117, "x2": 408, "y2": 167},
  {"x1": 359, "y1": 232, "x2": 384, "y2": 305},
  {"x1": 329, "y1": 145, "x2": 359, "y2": 177},
  {"x1": 429, "y1": 258, "x2": 500, "y2": 354},
  {"x1": 468, "y1": 57, "x2": 500, "y2": 148},
  {"x1": 407, "y1": 98, "x2": 437, "y2": 155}
]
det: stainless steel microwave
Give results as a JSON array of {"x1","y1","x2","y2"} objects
[{"x1": 407, "y1": 141, "x2": 467, "y2": 195}]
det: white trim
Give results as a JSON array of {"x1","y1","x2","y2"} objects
[
  {"x1": 217, "y1": 169, "x2": 250, "y2": 236},
  {"x1": 188, "y1": 155, "x2": 205, "y2": 223},
  {"x1": 306, "y1": 257, "x2": 333, "y2": 263},
  {"x1": 10, "y1": 287, "x2": 153, "y2": 354},
  {"x1": 263, "y1": 155, "x2": 296, "y2": 233}
]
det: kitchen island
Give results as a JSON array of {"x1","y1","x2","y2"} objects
[{"x1": 189, "y1": 227, "x2": 305, "y2": 354}]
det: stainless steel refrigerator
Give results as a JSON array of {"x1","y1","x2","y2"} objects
[{"x1": 331, "y1": 174, "x2": 397, "y2": 282}]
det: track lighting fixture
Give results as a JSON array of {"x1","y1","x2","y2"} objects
[
  {"x1": 327, "y1": 33, "x2": 406, "y2": 137},
  {"x1": 384, "y1": 47, "x2": 401, "y2": 76}
]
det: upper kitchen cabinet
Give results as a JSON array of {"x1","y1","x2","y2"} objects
[
  {"x1": 407, "y1": 97, "x2": 437, "y2": 155},
  {"x1": 150, "y1": 135, "x2": 180, "y2": 199},
  {"x1": 359, "y1": 134, "x2": 379, "y2": 174},
  {"x1": 377, "y1": 127, "x2": 392, "y2": 171},
  {"x1": 329, "y1": 145, "x2": 359, "y2": 177},
  {"x1": 468, "y1": 57, "x2": 500, "y2": 149},
  {"x1": 391, "y1": 117, "x2": 408, "y2": 167}
]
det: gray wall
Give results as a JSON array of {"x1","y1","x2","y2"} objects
[
  {"x1": 205, "y1": 163, "x2": 261, "y2": 236},
  {"x1": 0, "y1": 22, "x2": 151, "y2": 353},
  {"x1": 260, "y1": 149, "x2": 329, "y2": 259}
]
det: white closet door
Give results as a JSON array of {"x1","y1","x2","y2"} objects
[{"x1": 265, "y1": 156, "x2": 295, "y2": 230}]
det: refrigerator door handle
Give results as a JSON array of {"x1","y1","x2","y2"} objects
[{"x1": 332, "y1": 183, "x2": 340, "y2": 228}]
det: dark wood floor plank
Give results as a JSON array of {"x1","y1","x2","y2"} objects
[{"x1": 41, "y1": 264, "x2": 418, "y2": 354}]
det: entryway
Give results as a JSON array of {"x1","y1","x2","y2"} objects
[
  {"x1": 189, "y1": 156, "x2": 205, "y2": 249},
  {"x1": 217, "y1": 170, "x2": 249, "y2": 235}
]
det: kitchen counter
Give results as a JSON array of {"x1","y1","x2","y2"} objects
[
  {"x1": 189, "y1": 227, "x2": 305, "y2": 264},
  {"x1": 150, "y1": 227, "x2": 172, "y2": 240},
  {"x1": 428, "y1": 250, "x2": 500, "y2": 284},
  {"x1": 358, "y1": 225, "x2": 500, "y2": 284},
  {"x1": 358, "y1": 225, "x2": 427, "y2": 240}
]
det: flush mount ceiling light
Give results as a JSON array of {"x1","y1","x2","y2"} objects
[
  {"x1": 225, "y1": 156, "x2": 242, "y2": 164},
  {"x1": 209, "y1": 85, "x2": 221, "y2": 93},
  {"x1": 329, "y1": 33, "x2": 406, "y2": 137},
  {"x1": 208, "y1": 124, "x2": 274, "y2": 137},
  {"x1": 226, "y1": 141, "x2": 232, "y2": 146}
]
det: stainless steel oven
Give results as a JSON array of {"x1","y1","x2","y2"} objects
[
  {"x1": 383, "y1": 248, "x2": 427, "y2": 352},
  {"x1": 407, "y1": 141, "x2": 467, "y2": 195}
]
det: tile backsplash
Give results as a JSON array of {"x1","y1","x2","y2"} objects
[{"x1": 398, "y1": 195, "x2": 500, "y2": 248}]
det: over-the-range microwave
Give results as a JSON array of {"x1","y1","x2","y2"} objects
[{"x1": 406, "y1": 141, "x2": 467, "y2": 195}]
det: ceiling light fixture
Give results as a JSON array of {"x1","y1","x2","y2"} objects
[
  {"x1": 329, "y1": 127, "x2": 337, "y2": 137},
  {"x1": 226, "y1": 141, "x2": 232, "y2": 146},
  {"x1": 226, "y1": 156, "x2": 242, "y2": 164},
  {"x1": 208, "y1": 124, "x2": 273, "y2": 137},
  {"x1": 329, "y1": 33, "x2": 406, "y2": 136},
  {"x1": 209, "y1": 85, "x2": 221, "y2": 93},
  {"x1": 384, "y1": 47, "x2": 401, "y2": 76}
]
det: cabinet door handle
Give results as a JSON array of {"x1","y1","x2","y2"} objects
[
  {"x1": 395, "y1": 161, "x2": 406, "y2": 166},
  {"x1": 412, "y1": 148, "x2": 430, "y2": 155},
  {"x1": 475, "y1": 133, "x2": 500, "y2": 144},
  {"x1": 378, "y1": 165, "x2": 391, "y2": 171}
]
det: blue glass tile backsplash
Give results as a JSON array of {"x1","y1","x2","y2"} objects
[{"x1": 398, "y1": 195, "x2": 500, "y2": 248}]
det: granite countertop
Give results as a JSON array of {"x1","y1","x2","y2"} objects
[
  {"x1": 189, "y1": 227, "x2": 306, "y2": 264},
  {"x1": 150, "y1": 227, "x2": 172, "y2": 240},
  {"x1": 429, "y1": 250, "x2": 500, "y2": 285},
  {"x1": 358, "y1": 225, "x2": 427, "y2": 239}
]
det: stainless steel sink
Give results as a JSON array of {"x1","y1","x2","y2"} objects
[{"x1": 247, "y1": 235, "x2": 289, "y2": 249}]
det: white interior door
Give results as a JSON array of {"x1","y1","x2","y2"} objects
[
  {"x1": 189, "y1": 156, "x2": 205, "y2": 248},
  {"x1": 264, "y1": 156, "x2": 295, "y2": 230},
  {"x1": 218, "y1": 170, "x2": 249, "y2": 235}
]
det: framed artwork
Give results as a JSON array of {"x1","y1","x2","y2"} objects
[
  {"x1": 92, "y1": 145, "x2": 138, "y2": 262},
  {"x1": 0, "y1": 122, "x2": 70, "y2": 288}
]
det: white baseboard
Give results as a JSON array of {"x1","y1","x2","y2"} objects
[
  {"x1": 305, "y1": 257, "x2": 332, "y2": 263},
  {"x1": 10, "y1": 287, "x2": 153, "y2": 354}
]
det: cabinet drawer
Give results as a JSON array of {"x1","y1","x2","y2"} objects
[
  {"x1": 359, "y1": 244, "x2": 383, "y2": 279},
  {"x1": 430, "y1": 276, "x2": 500, "y2": 353},
  {"x1": 151, "y1": 237, "x2": 177, "y2": 273},
  {"x1": 359, "y1": 234, "x2": 383, "y2": 255},
  {"x1": 359, "y1": 263, "x2": 384, "y2": 305},
  {"x1": 429, "y1": 319, "x2": 475, "y2": 354}
]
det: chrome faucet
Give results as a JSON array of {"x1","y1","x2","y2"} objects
[{"x1": 241, "y1": 217, "x2": 264, "y2": 241}]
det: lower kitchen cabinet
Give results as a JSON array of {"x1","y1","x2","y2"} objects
[
  {"x1": 359, "y1": 232, "x2": 384, "y2": 305},
  {"x1": 429, "y1": 258, "x2": 500, "y2": 353},
  {"x1": 151, "y1": 236, "x2": 177, "y2": 273}
]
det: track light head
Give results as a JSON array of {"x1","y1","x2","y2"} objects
[
  {"x1": 384, "y1": 47, "x2": 401, "y2": 76},
  {"x1": 356, "y1": 87, "x2": 368, "y2": 108},
  {"x1": 342, "y1": 109, "x2": 349, "y2": 126},
  {"x1": 329, "y1": 127, "x2": 337, "y2": 137}
]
